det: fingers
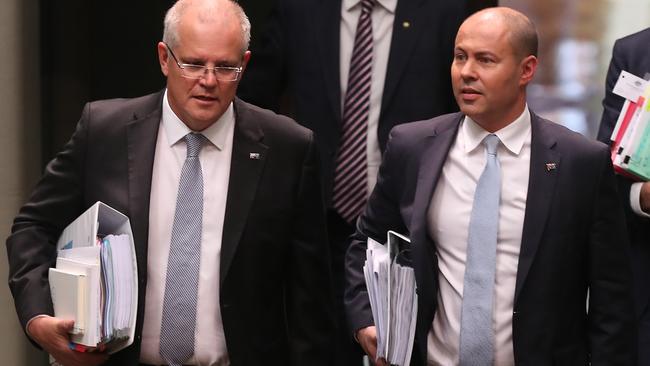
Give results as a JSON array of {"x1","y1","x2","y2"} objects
[
  {"x1": 56, "y1": 319, "x2": 75, "y2": 334},
  {"x1": 374, "y1": 358, "x2": 389, "y2": 366},
  {"x1": 29, "y1": 316, "x2": 108, "y2": 366},
  {"x1": 356, "y1": 326, "x2": 379, "y2": 361}
]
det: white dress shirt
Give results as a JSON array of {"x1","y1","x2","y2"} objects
[
  {"x1": 426, "y1": 107, "x2": 532, "y2": 366},
  {"x1": 340, "y1": 0, "x2": 396, "y2": 194},
  {"x1": 630, "y1": 182, "x2": 650, "y2": 217},
  {"x1": 140, "y1": 90, "x2": 234, "y2": 365}
]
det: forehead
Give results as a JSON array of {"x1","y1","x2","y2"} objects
[
  {"x1": 176, "y1": 7, "x2": 243, "y2": 59},
  {"x1": 455, "y1": 17, "x2": 514, "y2": 55}
]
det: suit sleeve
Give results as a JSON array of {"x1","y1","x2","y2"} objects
[
  {"x1": 285, "y1": 131, "x2": 335, "y2": 365},
  {"x1": 596, "y1": 39, "x2": 637, "y2": 214},
  {"x1": 344, "y1": 129, "x2": 409, "y2": 334},
  {"x1": 237, "y1": 0, "x2": 289, "y2": 111},
  {"x1": 587, "y1": 145, "x2": 636, "y2": 365},
  {"x1": 597, "y1": 39, "x2": 627, "y2": 145},
  {"x1": 6, "y1": 103, "x2": 90, "y2": 333}
]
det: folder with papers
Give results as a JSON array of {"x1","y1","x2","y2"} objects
[
  {"x1": 364, "y1": 230, "x2": 417, "y2": 366},
  {"x1": 608, "y1": 70, "x2": 650, "y2": 181},
  {"x1": 48, "y1": 201, "x2": 138, "y2": 353}
]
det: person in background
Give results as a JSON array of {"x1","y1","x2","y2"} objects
[
  {"x1": 237, "y1": 1, "x2": 482, "y2": 363},
  {"x1": 598, "y1": 27, "x2": 650, "y2": 366}
]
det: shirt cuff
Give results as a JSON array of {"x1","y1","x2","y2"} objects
[
  {"x1": 26, "y1": 314, "x2": 51, "y2": 338},
  {"x1": 630, "y1": 182, "x2": 650, "y2": 218}
]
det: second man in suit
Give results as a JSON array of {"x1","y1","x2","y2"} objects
[{"x1": 345, "y1": 7, "x2": 635, "y2": 365}]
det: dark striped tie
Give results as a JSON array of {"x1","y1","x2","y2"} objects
[
  {"x1": 159, "y1": 133, "x2": 205, "y2": 366},
  {"x1": 333, "y1": 0, "x2": 375, "y2": 224}
]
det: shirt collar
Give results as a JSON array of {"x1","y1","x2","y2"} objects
[
  {"x1": 343, "y1": 0, "x2": 397, "y2": 13},
  {"x1": 161, "y1": 89, "x2": 234, "y2": 151},
  {"x1": 462, "y1": 105, "x2": 531, "y2": 155}
]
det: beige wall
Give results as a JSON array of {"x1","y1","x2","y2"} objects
[{"x1": 0, "y1": 0, "x2": 47, "y2": 364}]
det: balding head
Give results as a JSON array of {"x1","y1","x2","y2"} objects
[
  {"x1": 451, "y1": 6, "x2": 538, "y2": 132},
  {"x1": 464, "y1": 7, "x2": 538, "y2": 60},
  {"x1": 163, "y1": 0, "x2": 251, "y2": 55}
]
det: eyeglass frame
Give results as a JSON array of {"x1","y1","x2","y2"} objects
[{"x1": 164, "y1": 42, "x2": 243, "y2": 82}]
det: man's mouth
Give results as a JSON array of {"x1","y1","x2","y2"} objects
[{"x1": 194, "y1": 95, "x2": 217, "y2": 102}]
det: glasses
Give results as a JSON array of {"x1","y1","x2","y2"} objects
[{"x1": 165, "y1": 43, "x2": 242, "y2": 82}]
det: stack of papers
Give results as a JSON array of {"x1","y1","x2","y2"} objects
[
  {"x1": 363, "y1": 231, "x2": 417, "y2": 366},
  {"x1": 48, "y1": 202, "x2": 138, "y2": 353},
  {"x1": 608, "y1": 70, "x2": 650, "y2": 180}
]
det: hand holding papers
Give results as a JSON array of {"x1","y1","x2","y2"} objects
[
  {"x1": 364, "y1": 231, "x2": 417, "y2": 366},
  {"x1": 48, "y1": 202, "x2": 137, "y2": 354},
  {"x1": 609, "y1": 70, "x2": 650, "y2": 180}
]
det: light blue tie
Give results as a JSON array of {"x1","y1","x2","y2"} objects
[
  {"x1": 159, "y1": 133, "x2": 205, "y2": 366},
  {"x1": 459, "y1": 134, "x2": 501, "y2": 366}
]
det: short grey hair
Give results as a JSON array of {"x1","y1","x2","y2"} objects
[{"x1": 162, "y1": 0, "x2": 251, "y2": 55}]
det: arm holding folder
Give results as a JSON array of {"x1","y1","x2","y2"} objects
[
  {"x1": 6, "y1": 108, "x2": 111, "y2": 366},
  {"x1": 598, "y1": 29, "x2": 650, "y2": 216},
  {"x1": 598, "y1": 27, "x2": 650, "y2": 365},
  {"x1": 345, "y1": 126, "x2": 415, "y2": 366}
]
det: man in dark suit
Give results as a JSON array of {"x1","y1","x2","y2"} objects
[
  {"x1": 598, "y1": 27, "x2": 650, "y2": 366},
  {"x1": 237, "y1": 1, "x2": 477, "y2": 363},
  {"x1": 6, "y1": 0, "x2": 333, "y2": 365},
  {"x1": 346, "y1": 7, "x2": 635, "y2": 365}
]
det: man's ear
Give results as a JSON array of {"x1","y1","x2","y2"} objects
[
  {"x1": 157, "y1": 42, "x2": 170, "y2": 77},
  {"x1": 240, "y1": 50, "x2": 252, "y2": 73},
  {"x1": 520, "y1": 55, "x2": 538, "y2": 86}
]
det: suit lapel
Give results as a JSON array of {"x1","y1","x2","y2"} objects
[
  {"x1": 220, "y1": 99, "x2": 268, "y2": 284},
  {"x1": 514, "y1": 114, "x2": 561, "y2": 304},
  {"x1": 126, "y1": 92, "x2": 163, "y2": 281},
  {"x1": 410, "y1": 117, "x2": 462, "y2": 286},
  {"x1": 317, "y1": 0, "x2": 343, "y2": 122},
  {"x1": 409, "y1": 114, "x2": 461, "y2": 362},
  {"x1": 380, "y1": 0, "x2": 427, "y2": 117}
]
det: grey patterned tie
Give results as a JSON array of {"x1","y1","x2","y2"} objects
[
  {"x1": 459, "y1": 134, "x2": 501, "y2": 366},
  {"x1": 159, "y1": 133, "x2": 205, "y2": 366}
]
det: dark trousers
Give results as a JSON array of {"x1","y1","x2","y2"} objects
[
  {"x1": 638, "y1": 295, "x2": 650, "y2": 365},
  {"x1": 328, "y1": 210, "x2": 365, "y2": 366}
]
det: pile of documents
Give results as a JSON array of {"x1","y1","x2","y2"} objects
[
  {"x1": 48, "y1": 202, "x2": 137, "y2": 353},
  {"x1": 608, "y1": 70, "x2": 650, "y2": 180},
  {"x1": 364, "y1": 230, "x2": 417, "y2": 366}
]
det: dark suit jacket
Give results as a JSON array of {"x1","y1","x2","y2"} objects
[
  {"x1": 238, "y1": 0, "x2": 467, "y2": 203},
  {"x1": 345, "y1": 112, "x2": 636, "y2": 365},
  {"x1": 6, "y1": 91, "x2": 334, "y2": 365},
  {"x1": 597, "y1": 27, "x2": 650, "y2": 324}
]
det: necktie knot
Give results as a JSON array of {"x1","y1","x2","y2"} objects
[
  {"x1": 184, "y1": 133, "x2": 206, "y2": 158},
  {"x1": 484, "y1": 134, "x2": 500, "y2": 156},
  {"x1": 361, "y1": 0, "x2": 375, "y2": 13}
]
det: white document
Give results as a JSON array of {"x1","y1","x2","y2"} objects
[
  {"x1": 54, "y1": 255, "x2": 101, "y2": 345},
  {"x1": 363, "y1": 231, "x2": 417, "y2": 366},
  {"x1": 52, "y1": 201, "x2": 138, "y2": 353},
  {"x1": 613, "y1": 70, "x2": 648, "y2": 102},
  {"x1": 48, "y1": 268, "x2": 87, "y2": 334}
]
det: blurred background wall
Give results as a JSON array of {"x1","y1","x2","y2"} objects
[
  {"x1": 0, "y1": 0, "x2": 46, "y2": 364},
  {"x1": 503, "y1": 0, "x2": 650, "y2": 137}
]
